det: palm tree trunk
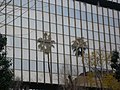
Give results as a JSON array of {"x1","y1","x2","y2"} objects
[
  {"x1": 76, "y1": 54, "x2": 79, "y2": 76},
  {"x1": 47, "y1": 54, "x2": 52, "y2": 84},
  {"x1": 81, "y1": 48, "x2": 86, "y2": 88}
]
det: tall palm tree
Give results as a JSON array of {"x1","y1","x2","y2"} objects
[
  {"x1": 72, "y1": 37, "x2": 87, "y2": 86},
  {"x1": 37, "y1": 32, "x2": 55, "y2": 83}
]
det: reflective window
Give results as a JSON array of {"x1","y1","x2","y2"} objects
[
  {"x1": 64, "y1": 17, "x2": 68, "y2": 25},
  {"x1": 22, "y1": 18, "x2": 28, "y2": 28},
  {"x1": 93, "y1": 23, "x2": 98, "y2": 32},
  {"x1": 50, "y1": 0, "x2": 55, "y2": 4},
  {"x1": 7, "y1": 36, "x2": 13, "y2": 46},
  {"x1": 23, "y1": 60, "x2": 29, "y2": 70},
  {"x1": 70, "y1": 27, "x2": 75, "y2": 36},
  {"x1": 81, "y1": 2, "x2": 85, "y2": 11},
  {"x1": 109, "y1": 18, "x2": 113, "y2": 26},
  {"x1": 43, "y1": 3, "x2": 49, "y2": 12},
  {"x1": 64, "y1": 26, "x2": 69, "y2": 35},
  {"x1": 50, "y1": 4, "x2": 55, "y2": 14},
  {"x1": 64, "y1": 35, "x2": 69, "y2": 45},
  {"x1": 76, "y1": 28, "x2": 81, "y2": 37},
  {"x1": 63, "y1": 7, "x2": 68, "y2": 17},
  {"x1": 70, "y1": 18, "x2": 75, "y2": 27},
  {"x1": 87, "y1": 13, "x2": 92, "y2": 22},
  {"x1": 57, "y1": 15, "x2": 62, "y2": 24},
  {"x1": 94, "y1": 32, "x2": 99, "y2": 40},
  {"x1": 44, "y1": 13, "x2": 49, "y2": 22},
  {"x1": 30, "y1": 30, "x2": 35, "y2": 39},
  {"x1": 59, "y1": 54, "x2": 64, "y2": 63},
  {"x1": 82, "y1": 21, "x2": 87, "y2": 29},
  {"x1": 30, "y1": 50, "x2": 36, "y2": 60},
  {"x1": 81, "y1": 11, "x2": 86, "y2": 20},
  {"x1": 15, "y1": 59, "x2": 21, "y2": 69},
  {"x1": 58, "y1": 44, "x2": 63, "y2": 53},
  {"x1": 75, "y1": 1, "x2": 80, "y2": 10},
  {"x1": 83, "y1": 29, "x2": 87, "y2": 38},
  {"x1": 45, "y1": 62, "x2": 48, "y2": 72},
  {"x1": 69, "y1": 9, "x2": 74, "y2": 18},
  {"x1": 103, "y1": 8, "x2": 107, "y2": 16},
  {"x1": 109, "y1": 9, "x2": 113, "y2": 17},
  {"x1": 37, "y1": 21, "x2": 43, "y2": 30},
  {"x1": 30, "y1": 61, "x2": 36, "y2": 71},
  {"x1": 36, "y1": 1, "x2": 42, "y2": 11},
  {"x1": 104, "y1": 16, "x2": 108, "y2": 25},
  {"x1": 100, "y1": 33, "x2": 104, "y2": 41},
  {"x1": 65, "y1": 45, "x2": 70, "y2": 54},
  {"x1": 58, "y1": 34, "x2": 63, "y2": 44},
  {"x1": 69, "y1": 0, "x2": 74, "y2": 8},
  {"x1": 52, "y1": 63, "x2": 57, "y2": 73},
  {"x1": 87, "y1": 4, "x2": 91, "y2": 13},
  {"x1": 56, "y1": 0, "x2": 61, "y2": 6},
  {"x1": 93, "y1": 14, "x2": 97, "y2": 23},
  {"x1": 75, "y1": 10, "x2": 80, "y2": 19},
  {"x1": 98, "y1": 15, "x2": 103, "y2": 24},
  {"x1": 37, "y1": 11, "x2": 42, "y2": 20},
  {"x1": 57, "y1": 25, "x2": 62, "y2": 34},
  {"x1": 38, "y1": 61, "x2": 43, "y2": 71},
  {"x1": 52, "y1": 53, "x2": 57, "y2": 63},
  {"x1": 105, "y1": 34, "x2": 110, "y2": 42},
  {"x1": 30, "y1": 40, "x2": 36, "y2": 50},
  {"x1": 114, "y1": 19, "x2": 118, "y2": 27},
  {"x1": 57, "y1": 6, "x2": 62, "y2": 15},
  {"x1": 51, "y1": 23, "x2": 56, "y2": 33},
  {"x1": 63, "y1": 0, "x2": 68, "y2": 7},
  {"x1": 23, "y1": 38, "x2": 28, "y2": 49},
  {"x1": 23, "y1": 49, "x2": 29, "y2": 59},
  {"x1": 76, "y1": 19, "x2": 81, "y2": 28},
  {"x1": 92, "y1": 5, "x2": 97, "y2": 14},
  {"x1": 15, "y1": 37, "x2": 21, "y2": 48},
  {"x1": 88, "y1": 22, "x2": 92, "y2": 30},
  {"x1": 88, "y1": 31, "x2": 93, "y2": 39},
  {"x1": 44, "y1": 22, "x2": 49, "y2": 32},
  {"x1": 111, "y1": 35, "x2": 115, "y2": 43},
  {"x1": 15, "y1": 48, "x2": 21, "y2": 58}
]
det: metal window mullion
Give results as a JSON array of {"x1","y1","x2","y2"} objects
[
  {"x1": 117, "y1": 1, "x2": 120, "y2": 48},
  {"x1": 91, "y1": 5, "x2": 100, "y2": 88},
  {"x1": 73, "y1": 0, "x2": 79, "y2": 76},
  {"x1": 107, "y1": 9, "x2": 112, "y2": 53},
  {"x1": 61, "y1": 0, "x2": 66, "y2": 82},
  {"x1": 96, "y1": 6, "x2": 102, "y2": 72},
  {"x1": 27, "y1": 0, "x2": 31, "y2": 82},
  {"x1": 12, "y1": 0, "x2": 15, "y2": 80},
  {"x1": 79, "y1": 2, "x2": 82, "y2": 67},
  {"x1": 85, "y1": 4, "x2": 91, "y2": 72},
  {"x1": 112, "y1": 10, "x2": 117, "y2": 50},
  {"x1": 91, "y1": 5, "x2": 97, "y2": 71},
  {"x1": 48, "y1": 0, "x2": 52, "y2": 84},
  {"x1": 68, "y1": 0, "x2": 72, "y2": 76},
  {"x1": 20, "y1": 0, "x2": 23, "y2": 82},
  {"x1": 34, "y1": 0, "x2": 38, "y2": 83},
  {"x1": 5, "y1": 0, "x2": 7, "y2": 51},
  {"x1": 55, "y1": 0, "x2": 59, "y2": 84},
  {"x1": 101, "y1": 8, "x2": 108, "y2": 71},
  {"x1": 79, "y1": 2, "x2": 86, "y2": 87},
  {"x1": 4, "y1": 0, "x2": 7, "y2": 58},
  {"x1": 118, "y1": 11, "x2": 120, "y2": 51},
  {"x1": 41, "y1": 0, "x2": 45, "y2": 84}
]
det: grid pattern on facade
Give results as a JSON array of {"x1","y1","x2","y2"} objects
[{"x1": 0, "y1": 0, "x2": 120, "y2": 85}]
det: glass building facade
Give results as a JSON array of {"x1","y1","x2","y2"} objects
[{"x1": 0, "y1": 0, "x2": 120, "y2": 88}]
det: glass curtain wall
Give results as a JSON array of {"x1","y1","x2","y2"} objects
[{"x1": 0, "y1": 0, "x2": 120, "y2": 85}]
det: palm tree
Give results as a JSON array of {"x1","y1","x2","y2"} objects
[
  {"x1": 72, "y1": 37, "x2": 87, "y2": 86},
  {"x1": 37, "y1": 32, "x2": 55, "y2": 84}
]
